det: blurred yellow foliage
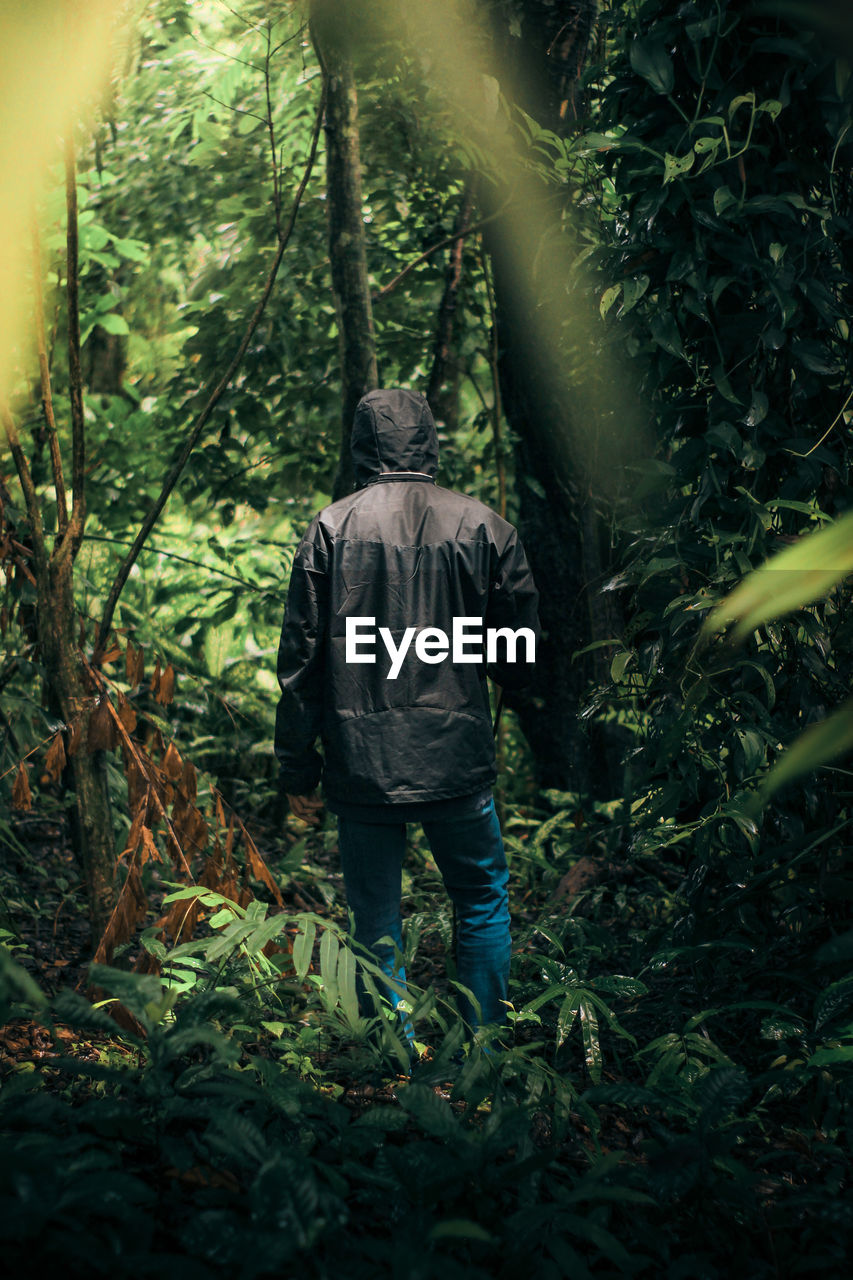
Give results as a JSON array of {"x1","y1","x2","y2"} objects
[{"x1": 0, "y1": 0, "x2": 116, "y2": 411}]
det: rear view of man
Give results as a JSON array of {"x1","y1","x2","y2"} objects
[{"x1": 275, "y1": 388, "x2": 539, "y2": 1041}]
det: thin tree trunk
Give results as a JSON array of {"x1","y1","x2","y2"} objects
[
  {"x1": 426, "y1": 184, "x2": 475, "y2": 428},
  {"x1": 311, "y1": 2, "x2": 378, "y2": 500},
  {"x1": 1, "y1": 399, "x2": 115, "y2": 937},
  {"x1": 39, "y1": 559, "x2": 115, "y2": 933}
]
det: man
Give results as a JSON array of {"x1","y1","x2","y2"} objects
[{"x1": 275, "y1": 388, "x2": 539, "y2": 1041}]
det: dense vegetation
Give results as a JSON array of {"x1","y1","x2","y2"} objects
[{"x1": 1, "y1": 1, "x2": 851, "y2": 1274}]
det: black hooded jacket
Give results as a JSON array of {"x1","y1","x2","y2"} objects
[{"x1": 274, "y1": 388, "x2": 540, "y2": 806}]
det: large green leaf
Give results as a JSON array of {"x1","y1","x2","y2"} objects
[
  {"x1": 753, "y1": 698, "x2": 853, "y2": 810},
  {"x1": 702, "y1": 509, "x2": 853, "y2": 643},
  {"x1": 629, "y1": 37, "x2": 675, "y2": 94}
]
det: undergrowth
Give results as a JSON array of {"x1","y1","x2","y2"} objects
[{"x1": 1, "y1": 798, "x2": 851, "y2": 1279}]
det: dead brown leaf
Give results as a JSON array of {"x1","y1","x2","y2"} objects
[
  {"x1": 11, "y1": 761, "x2": 32, "y2": 810},
  {"x1": 43, "y1": 732, "x2": 67, "y2": 783}
]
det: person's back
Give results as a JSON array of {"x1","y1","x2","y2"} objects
[
  {"x1": 275, "y1": 388, "x2": 540, "y2": 1045},
  {"x1": 276, "y1": 387, "x2": 538, "y2": 806}
]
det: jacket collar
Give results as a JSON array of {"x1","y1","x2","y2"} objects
[{"x1": 367, "y1": 471, "x2": 435, "y2": 485}]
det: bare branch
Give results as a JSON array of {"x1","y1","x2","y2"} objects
[
  {"x1": 216, "y1": 0, "x2": 266, "y2": 33},
  {"x1": 95, "y1": 81, "x2": 327, "y2": 655},
  {"x1": 190, "y1": 33, "x2": 263, "y2": 73},
  {"x1": 85, "y1": 532, "x2": 282, "y2": 594},
  {"x1": 264, "y1": 23, "x2": 283, "y2": 238},
  {"x1": 371, "y1": 204, "x2": 510, "y2": 305},
  {"x1": 31, "y1": 218, "x2": 68, "y2": 537},
  {"x1": 200, "y1": 90, "x2": 268, "y2": 123}
]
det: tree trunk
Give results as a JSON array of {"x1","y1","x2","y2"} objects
[
  {"x1": 483, "y1": 0, "x2": 625, "y2": 798},
  {"x1": 311, "y1": 1, "x2": 378, "y2": 500},
  {"x1": 426, "y1": 184, "x2": 475, "y2": 430},
  {"x1": 37, "y1": 554, "x2": 115, "y2": 936}
]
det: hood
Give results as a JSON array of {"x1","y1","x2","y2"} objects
[{"x1": 351, "y1": 388, "x2": 438, "y2": 489}]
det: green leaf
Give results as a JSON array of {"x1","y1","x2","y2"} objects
[
  {"x1": 610, "y1": 650, "x2": 633, "y2": 683},
  {"x1": 663, "y1": 149, "x2": 695, "y2": 183},
  {"x1": 629, "y1": 38, "x2": 675, "y2": 94},
  {"x1": 430, "y1": 1220, "x2": 494, "y2": 1243},
  {"x1": 703, "y1": 509, "x2": 853, "y2": 642},
  {"x1": 293, "y1": 919, "x2": 316, "y2": 981},
  {"x1": 728, "y1": 92, "x2": 756, "y2": 120},
  {"x1": 337, "y1": 943, "x2": 360, "y2": 1028},
  {"x1": 579, "y1": 997, "x2": 602, "y2": 1083},
  {"x1": 756, "y1": 699, "x2": 853, "y2": 809},
  {"x1": 397, "y1": 1083, "x2": 462, "y2": 1142},
  {"x1": 735, "y1": 728, "x2": 765, "y2": 776},
  {"x1": 244, "y1": 914, "x2": 286, "y2": 956},
  {"x1": 524, "y1": 475, "x2": 546, "y2": 500},
  {"x1": 808, "y1": 1045, "x2": 853, "y2": 1067},
  {"x1": 650, "y1": 313, "x2": 684, "y2": 358},
  {"x1": 556, "y1": 990, "x2": 581, "y2": 1048},
  {"x1": 711, "y1": 363, "x2": 742, "y2": 404},
  {"x1": 621, "y1": 274, "x2": 649, "y2": 313},
  {"x1": 600, "y1": 284, "x2": 621, "y2": 319},
  {"x1": 713, "y1": 187, "x2": 737, "y2": 217},
  {"x1": 813, "y1": 974, "x2": 853, "y2": 1032},
  {"x1": 590, "y1": 975, "x2": 649, "y2": 999},
  {"x1": 97, "y1": 311, "x2": 130, "y2": 336},
  {"x1": 0, "y1": 947, "x2": 48, "y2": 1011},
  {"x1": 88, "y1": 964, "x2": 165, "y2": 1024}
]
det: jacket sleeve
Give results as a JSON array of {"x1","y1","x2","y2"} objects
[
  {"x1": 485, "y1": 526, "x2": 540, "y2": 690},
  {"x1": 274, "y1": 517, "x2": 329, "y2": 794}
]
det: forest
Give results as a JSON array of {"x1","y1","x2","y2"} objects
[{"x1": 1, "y1": 0, "x2": 852, "y2": 1274}]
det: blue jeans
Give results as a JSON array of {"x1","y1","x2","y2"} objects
[{"x1": 337, "y1": 795, "x2": 511, "y2": 1034}]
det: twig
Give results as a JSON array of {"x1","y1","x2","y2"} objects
[
  {"x1": 31, "y1": 218, "x2": 68, "y2": 536},
  {"x1": 200, "y1": 91, "x2": 267, "y2": 124},
  {"x1": 787, "y1": 386, "x2": 853, "y2": 459},
  {"x1": 216, "y1": 0, "x2": 265, "y2": 33},
  {"x1": 0, "y1": 732, "x2": 55, "y2": 783},
  {"x1": 264, "y1": 24, "x2": 282, "y2": 238},
  {"x1": 84, "y1": 532, "x2": 285, "y2": 593},
  {"x1": 95, "y1": 81, "x2": 327, "y2": 656},
  {"x1": 190, "y1": 33, "x2": 263, "y2": 73}
]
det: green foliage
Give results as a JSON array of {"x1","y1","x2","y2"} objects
[
  {"x1": 561, "y1": 0, "x2": 853, "y2": 1011},
  {"x1": 3, "y1": 0, "x2": 853, "y2": 1273}
]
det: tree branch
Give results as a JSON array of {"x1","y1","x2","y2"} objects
[
  {"x1": 264, "y1": 23, "x2": 283, "y2": 239},
  {"x1": 371, "y1": 205, "x2": 509, "y2": 305},
  {"x1": 95, "y1": 82, "x2": 327, "y2": 656},
  {"x1": 31, "y1": 218, "x2": 69, "y2": 537}
]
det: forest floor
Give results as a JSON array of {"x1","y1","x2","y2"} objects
[{"x1": 1, "y1": 809, "x2": 851, "y2": 1277}]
